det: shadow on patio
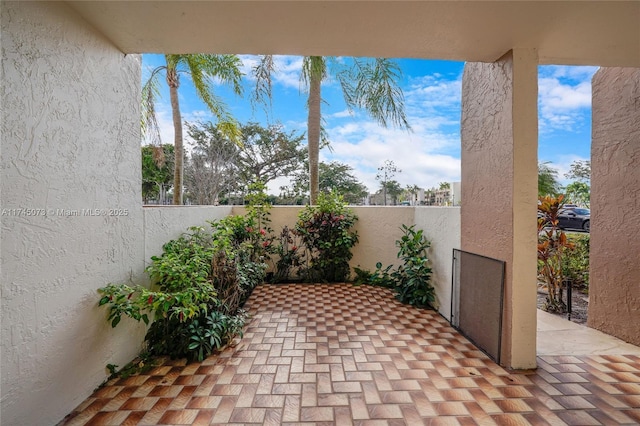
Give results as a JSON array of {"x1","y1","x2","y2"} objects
[{"x1": 62, "y1": 284, "x2": 640, "y2": 425}]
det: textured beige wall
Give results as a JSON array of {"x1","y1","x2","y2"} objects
[
  {"x1": 415, "y1": 207, "x2": 461, "y2": 319},
  {"x1": 589, "y1": 67, "x2": 640, "y2": 345},
  {"x1": 1, "y1": 2, "x2": 146, "y2": 425},
  {"x1": 144, "y1": 206, "x2": 232, "y2": 265},
  {"x1": 461, "y1": 51, "x2": 538, "y2": 369}
]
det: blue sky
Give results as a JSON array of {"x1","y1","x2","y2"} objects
[{"x1": 143, "y1": 54, "x2": 595, "y2": 195}]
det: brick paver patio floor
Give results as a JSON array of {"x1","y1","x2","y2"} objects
[{"x1": 62, "y1": 284, "x2": 640, "y2": 425}]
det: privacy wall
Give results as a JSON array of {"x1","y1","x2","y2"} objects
[
  {"x1": 1, "y1": 2, "x2": 146, "y2": 425},
  {"x1": 589, "y1": 67, "x2": 640, "y2": 345},
  {"x1": 162, "y1": 205, "x2": 461, "y2": 318}
]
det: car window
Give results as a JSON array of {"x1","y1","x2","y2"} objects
[{"x1": 573, "y1": 208, "x2": 590, "y2": 215}]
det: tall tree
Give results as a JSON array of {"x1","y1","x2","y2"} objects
[
  {"x1": 565, "y1": 160, "x2": 591, "y2": 183},
  {"x1": 184, "y1": 122, "x2": 239, "y2": 205},
  {"x1": 141, "y1": 144, "x2": 174, "y2": 204},
  {"x1": 141, "y1": 54, "x2": 243, "y2": 205},
  {"x1": 254, "y1": 56, "x2": 410, "y2": 204},
  {"x1": 564, "y1": 160, "x2": 591, "y2": 207},
  {"x1": 376, "y1": 160, "x2": 401, "y2": 206},
  {"x1": 381, "y1": 180, "x2": 403, "y2": 205},
  {"x1": 538, "y1": 162, "x2": 562, "y2": 196},
  {"x1": 286, "y1": 161, "x2": 368, "y2": 205},
  {"x1": 235, "y1": 123, "x2": 306, "y2": 189},
  {"x1": 564, "y1": 181, "x2": 590, "y2": 207}
]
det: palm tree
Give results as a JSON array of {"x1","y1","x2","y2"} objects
[
  {"x1": 538, "y1": 162, "x2": 562, "y2": 197},
  {"x1": 255, "y1": 56, "x2": 410, "y2": 204},
  {"x1": 142, "y1": 54, "x2": 243, "y2": 205}
]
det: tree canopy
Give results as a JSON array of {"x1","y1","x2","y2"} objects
[
  {"x1": 284, "y1": 161, "x2": 368, "y2": 205},
  {"x1": 141, "y1": 144, "x2": 174, "y2": 204}
]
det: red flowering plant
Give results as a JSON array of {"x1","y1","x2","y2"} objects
[
  {"x1": 295, "y1": 191, "x2": 359, "y2": 282},
  {"x1": 272, "y1": 225, "x2": 304, "y2": 282}
]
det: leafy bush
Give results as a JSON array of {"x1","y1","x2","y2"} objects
[
  {"x1": 357, "y1": 225, "x2": 435, "y2": 309},
  {"x1": 272, "y1": 225, "x2": 303, "y2": 282},
  {"x1": 353, "y1": 262, "x2": 395, "y2": 288},
  {"x1": 98, "y1": 194, "x2": 271, "y2": 362},
  {"x1": 295, "y1": 192, "x2": 359, "y2": 282},
  {"x1": 392, "y1": 225, "x2": 435, "y2": 308},
  {"x1": 561, "y1": 233, "x2": 590, "y2": 291}
]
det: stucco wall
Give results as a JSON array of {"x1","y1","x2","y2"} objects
[
  {"x1": 415, "y1": 207, "x2": 461, "y2": 319},
  {"x1": 461, "y1": 51, "x2": 539, "y2": 368},
  {"x1": 0, "y1": 3, "x2": 146, "y2": 425},
  {"x1": 589, "y1": 67, "x2": 640, "y2": 345},
  {"x1": 144, "y1": 206, "x2": 232, "y2": 266}
]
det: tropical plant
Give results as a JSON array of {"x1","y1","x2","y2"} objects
[
  {"x1": 561, "y1": 233, "x2": 590, "y2": 292},
  {"x1": 253, "y1": 56, "x2": 410, "y2": 204},
  {"x1": 392, "y1": 225, "x2": 435, "y2": 308},
  {"x1": 141, "y1": 144, "x2": 174, "y2": 204},
  {"x1": 537, "y1": 195, "x2": 575, "y2": 313},
  {"x1": 564, "y1": 181, "x2": 590, "y2": 207},
  {"x1": 187, "y1": 310, "x2": 248, "y2": 362},
  {"x1": 353, "y1": 262, "x2": 395, "y2": 288},
  {"x1": 272, "y1": 226, "x2": 303, "y2": 283},
  {"x1": 538, "y1": 162, "x2": 562, "y2": 197},
  {"x1": 98, "y1": 205, "x2": 269, "y2": 360},
  {"x1": 356, "y1": 225, "x2": 435, "y2": 308},
  {"x1": 141, "y1": 54, "x2": 243, "y2": 205},
  {"x1": 295, "y1": 192, "x2": 359, "y2": 282}
]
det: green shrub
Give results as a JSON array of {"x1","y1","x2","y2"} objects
[
  {"x1": 294, "y1": 192, "x2": 359, "y2": 282},
  {"x1": 272, "y1": 225, "x2": 303, "y2": 283},
  {"x1": 353, "y1": 262, "x2": 395, "y2": 288},
  {"x1": 392, "y1": 225, "x2": 435, "y2": 308},
  {"x1": 98, "y1": 197, "x2": 270, "y2": 362},
  {"x1": 561, "y1": 233, "x2": 590, "y2": 291},
  {"x1": 357, "y1": 225, "x2": 435, "y2": 309}
]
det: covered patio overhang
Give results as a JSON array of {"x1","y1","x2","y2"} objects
[
  {"x1": 68, "y1": 1, "x2": 640, "y2": 67},
  {"x1": 2, "y1": 1, "x2": 639, "y2": 424}
]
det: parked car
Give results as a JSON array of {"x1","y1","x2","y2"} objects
[{"x1": 558, "y1": 207, "x2": 590, "y2": 232}]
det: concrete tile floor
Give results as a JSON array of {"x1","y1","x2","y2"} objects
[{"x1": 62, "y1": 284, "x2": 640, "y2": 425}]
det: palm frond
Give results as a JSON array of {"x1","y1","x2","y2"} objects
[
  {"x1": 185, "y1": 54, "x2": 243, "y2": 144},
  {"x1": 251, "y1": 55, "x2": 275, "y2": 114},
  {"x1": 141, "y1": 66, "x2": 165, "y2": 146},
  {"x1": 301, "y1": 56, "x2": 327, "y2": 95},
  {"x1": 342, "y1": 58, "x2": 411, "y2": 130}
]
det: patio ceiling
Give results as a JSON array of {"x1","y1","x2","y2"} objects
[{"x1": 68, "y1": 1, "x2": 640, "y2": 67}]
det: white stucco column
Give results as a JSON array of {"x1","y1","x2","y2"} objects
[{"x1": 461, "y1": 49, "x2": 538, "y2": 369}]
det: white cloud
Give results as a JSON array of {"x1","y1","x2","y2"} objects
[
  {"x1": 538, "y1": 65, "x2": 597, "y2": 133},
  {"x1": 324, "y1": 118, "x2": 460, "y2": 191},
  {"x1": 316, "y1": 70, "x2": 463, "y2": 193},
  {"x1": 330, "y1": 109, "x2": 355, "y2": 119}
]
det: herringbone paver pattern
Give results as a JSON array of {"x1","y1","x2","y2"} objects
[{"x1": 63, "y1": 284, "x2": 640, "y2": 425}]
